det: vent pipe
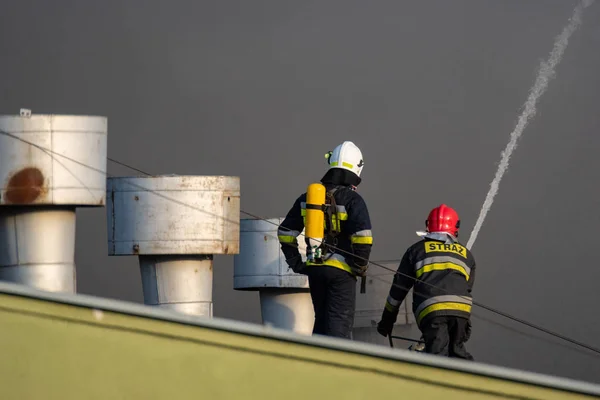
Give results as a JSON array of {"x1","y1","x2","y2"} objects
[
  {"x1": 106, "y1": 175, "x2": 240, "y2": 317},
  {"x1": 234, "y1": 218, "x2": 315, "y2": 334},
  {"x1": 0, "y1": 110, "x2": 107, "y2": 293}
]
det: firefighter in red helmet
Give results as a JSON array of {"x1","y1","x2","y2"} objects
[{"x1": 377, "y1": 204, "x2": 476, "y2": 360}]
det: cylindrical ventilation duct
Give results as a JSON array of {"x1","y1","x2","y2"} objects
[
  {"x1": 234, "y1": 218, "x2": 315, "y2": 335},
  {"x1": 106, "y1": 175, "x2": 240, "y2": 317},
  {"x1": 0, "y1": 110, "x2": 108, "y2": 293}
]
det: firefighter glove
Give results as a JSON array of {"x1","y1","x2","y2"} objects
[
  {"x1": 356, "y1": 263, "x2": 368, "y2": 277},
  {"x1": 377, "y1": 319, "x2": 394, "y2": 337},
  {"x1": 377, "y1": 309, "x2": 397, "y2": 337},
  {"x1": 350, "y1": 260, "x2": 369, "y2": 277}
]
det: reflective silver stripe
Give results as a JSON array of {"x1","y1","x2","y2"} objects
[
  {"x1": 328, "y1": 253, "x2": 347, "y2": 263},
  {"x1": 386, "y1": 295, "x2": 401, "y2": 308},
  {"x1": 277, "y1": 228, "x2": 300, "y2": 237},
  {"x1": 352, "y1": 229, "x2": 372, "y2": 237},
  {"x1": 414, "y1": 295, "x2": 472, "y2": 317},
  {"x1": 301, "y1": 202, "x2": 306, "y2": 209},
  {"x1": 414, "y1": 256, "x2": 471, "y2": 276}
]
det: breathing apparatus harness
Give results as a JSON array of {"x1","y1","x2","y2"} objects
[{"x1": 305, "y1": 184, "x2": 367, "y2": 293}]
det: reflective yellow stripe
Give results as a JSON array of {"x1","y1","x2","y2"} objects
[
  {"x1": 417, "y1": 302, "x2": 472, "y2": 324},
  {"x1": 278, "y1": 235, "x2": 297, "y2": 244},
  {"x1": 415, "y1": 295, "x2": 471, "y2": 317},
  {"x1": 301, "y1": 209, "x2": 306, "y2": 216},
  {"x1": 331, "y1": 214, "x2": 339, "y2": 232},
  {"x1": 329, "y1": 161, "x2": 349, "y2": 168},
  {"x1": 306, "y1": 258, "x2": 354, "y2": 275},
  {"x1": 335, "y1": 205, "x2": 347, "y2": 213},
  {"x1": 415, "y1": 262, "x2": 470, "y2": 281},
  {"x1": 351, "y1": 236, "x2": 373, "y2": 245},
  {"x1": 415, "y1": 256, "x2": 470, "y2": 277},
  {"x1": 330, "y1": 212, "x2": 347, "y2": 233},
  {"x1": 386, "y1": 295, "x2": 401, "y2": 308},
  {"x1": 384, "y1": 301, "x2": 397, "y2": 313}
]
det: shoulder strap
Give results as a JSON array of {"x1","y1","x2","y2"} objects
[{"x1": 324, "y1": 186, "x2": 342, "y2": 237}]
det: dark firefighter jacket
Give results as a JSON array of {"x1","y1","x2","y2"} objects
[
  {"x1": 277, "y1": 171, "x2": 373, "y2": 277},
  {"x1": 381, "y1": 233, "x2": 476, "y2": 328}
]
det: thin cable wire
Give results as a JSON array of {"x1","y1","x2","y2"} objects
[
  {"x1": 2, "y1": 128, "x2": 599, "y2": 356},
  {"x1": 366, "y1": 274, "x2": 600, "y2": 355},
  {"x1": 0, "y1": 130, "x2": 150, "y2": 178},
  {"x1": 108, "y1": 163, "x2": 600, "y2": 355},
  {"x1": 0, "y1": 129, "x2": 240, "y2": 225},
  {"x1": 107, "y1": 157, "x2": 152, "y2": 176}
]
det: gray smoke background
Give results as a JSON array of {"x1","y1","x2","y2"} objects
[{"x1": 1, "y1": 0, "x2": 600, "y2": 383}]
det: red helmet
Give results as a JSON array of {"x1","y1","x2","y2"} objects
[{"x1": 426, "y1": 204, "x2": 460, "y2": 237}]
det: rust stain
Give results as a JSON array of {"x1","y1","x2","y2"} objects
[{"x1": 4, "y1": 167, "x2": 46, "y2": 204}]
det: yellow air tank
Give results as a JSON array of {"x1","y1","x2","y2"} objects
[{"x1": 305, "y1": 183, "x2": 326, "y2": 241}]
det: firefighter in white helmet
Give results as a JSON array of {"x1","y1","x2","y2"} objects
[{"x1": 277, "y1": 141, "x2": 374, "y2": 339}]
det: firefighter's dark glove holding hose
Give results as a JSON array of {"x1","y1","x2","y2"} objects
[
  {"x1": 377, "y1": 308, "x2": 397, "y2": 337},
  {"x1": 349, "y1": 259, "x2": 368, "y2": 277},
  {"x1": 356, "y1": 264, "x2": 368, "y2": 277}
]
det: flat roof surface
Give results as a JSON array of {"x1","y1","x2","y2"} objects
[{"x1": 1, "y1": 280, "x2": 599, "y2": 397}]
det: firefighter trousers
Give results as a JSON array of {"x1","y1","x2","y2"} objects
[
  {"x1": 307, "y1": 265, "x2": 357, "y2": 339},
  {"x1": 420, "y1": 316, "x2": 474, "y2": 360}
]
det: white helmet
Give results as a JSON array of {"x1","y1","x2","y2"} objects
[{"x1": 325, "y1": 141, "x2": 364, "y2": 177}]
